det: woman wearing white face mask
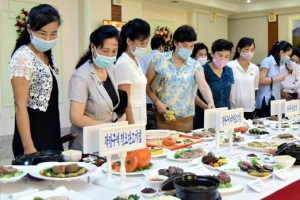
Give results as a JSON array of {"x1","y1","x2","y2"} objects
[
  {"x1": 9, "y1": 4, "x2": 63, "y2": 157},
  {"x1": 68, "y1": 25, "x2": 126, "y2": 151},
  {"x1": 146, "y1": 25, "x2": 215, "y2": 132},
  {"x1": 115, "y1": 18, "x2": 150, "y2": 125},
  {"x1": 280, "y1": 48, "x2": 300, "y2": 100},
  {"x1": 193, "y1": 39, "x2": 234, "y2": 129},
  {"x1": 191, "y1": 43, "x2": 212, "y2": 66},
  {"x1": 227, "y1": 37, "x2": 259, "y2": 120},
  {"x1": 255, "y1": 40, "x2": 293, "y2": 118}
]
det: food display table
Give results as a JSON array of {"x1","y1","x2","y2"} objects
[{"x1": 1, "y1": 118, "x2": 300, "y2": 200}]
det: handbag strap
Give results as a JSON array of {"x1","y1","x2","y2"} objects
[{"x1": 270, "y1": 77, "x2": 273, "y2": 92}]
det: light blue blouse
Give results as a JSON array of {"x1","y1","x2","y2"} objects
[{"x1": 255, "y1": 55, "x2": 282, "y2": 109}]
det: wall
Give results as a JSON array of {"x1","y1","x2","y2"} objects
[
  {"x1": 0, "y1": 0, "x2": 78, "y2": 139},
  {"x1": 197, "y1": 12, "x2": 228, "y2": 50},
  {"x1": 122, "y1": 0, "x2": 142, "y2": 22},
  {"x1": 228, "y1": 16, "x2": 268, "y2": 65},
  {"x1": 278, "y1": 13, "x2": 300, "y2": 44}
]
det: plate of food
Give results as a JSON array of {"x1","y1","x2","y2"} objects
[
  {"x1": 0, "y1": 166, "x2": 28, "y2": 183},
  {"x1": 166, "y1": 147, "x2": 206, "y2": 162},
  {"x1": 29, "y1": 162, "x2": 97, "y2": 181},
  {"x1": 237, "y1": 140, "x2": 283, "y2": 152},
  {"x1": 190, "y1": 128, "x2": 216, "y2": 141},
  {"x1": 270, "y1": 134, "x2": 296, "y2": 143},
  {"x1": 149, "y1": 147, "x2": 171, "y2": 158},
  {"x1": 215, "y1": 171, "x2": 243, "y2": 194},
  {"x1": 147, "y1": 134, "x2": 202, "y2": 151},
  {"x1": 103, "y1": 161, "x2": 154, "y2": 176},
  {"x1": 246, "y1": 128, "x2": 269, "y2": 137},
  {"x1": 201, "y1": 152, "x2": 229, "y2": 169}
]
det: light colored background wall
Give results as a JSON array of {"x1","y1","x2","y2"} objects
[
  {"x1": 1, "y1": 0, "x2": 300, "y2": 139},
  {"x1": 228, "y1": 16, "x2": 268, "y2": 65},
  {"x1": 197, "y1": 11, "x2": 228, "y2": 51}
]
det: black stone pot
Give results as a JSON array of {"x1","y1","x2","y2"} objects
[{"x1": 173, "y1": 175, "x2": 220, "y2": 200}]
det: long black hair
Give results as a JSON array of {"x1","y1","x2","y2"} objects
[
  {"x1": 233, "y1": 37, "x2": 255, "y2": 60},
  {"x1": 191, "y1": 42, "x2": 212, "y2": 61},
  {"x1": 75, "y1": 25, "x2": 120, "y2": 69},
  {"x1": 117, "y1": 18, "x2": 150, "y2": 59},
  {"x1": 269, "y1": 40, "x2": 293, "y2": 66},
  {"x1": 11, "y1": 4, "x2": 62, "y2": 68}
]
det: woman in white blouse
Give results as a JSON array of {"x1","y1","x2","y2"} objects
[
  {"x1": 227, "y1": 37, "x2": 259, "y2": 119},
  {"x1": 115, "y1": 18, "x2": 150, "y2": 124},
  {"x1": 9, "y1": 4, "x2": 63, "y2": 157}
]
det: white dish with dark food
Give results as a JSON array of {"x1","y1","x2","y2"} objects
[
  {"x1": 215, "y1": 171, "x2": 243, "y2": 194},
  {"x1": 29, "y1": 162, "x2": 97, "y2": 181},
  {"x1": 149, "y1": 147, "x2": 171, "y2": 158},
  {"x1": 246, "y1": 128, "x2": 269, "y2": 136},
  {"x1": 0, "y1": 166, "x2": 28, "y2": 183},
  {"x1": 201, "y1": 152, "x2": 229, "y2": 169},
  {"x1": 166, "y1": 147, "x2": 206, "y2": 162},
  {"x1": 270, "y1": 134, "x2": 296, "y2": 143}
]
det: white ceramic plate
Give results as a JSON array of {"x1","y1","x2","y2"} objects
[
  {"x1": 219, "y1": 164, "x2": 272, "y2": 180},
  {"x1": 29, "y1": 162, "x2": 97, "y2": 181},
  {"x1": 166, "y1": 151, "x2": 193, "y2": 162},
  {"x1": 237, "y1": 140, "x2": 283, "y2": 152},
  {"x1": 150, "y1": 148, "x2": 171, "y2": 158},
  {"x1": 218, "y1": 179, "x2": 244, "y2": 194},
  {"x1": 0, "y1": 166, "x2": 28, "y2": 183},
  {"x1": 101, "y1": 162, "x2": 153, "y2": 176},
  {"x1": 269, "y1": 135, "x2": 296, "y2": 143},
  {"x1": 190, "y1": 129, "x2": 216, "y2": 141}
]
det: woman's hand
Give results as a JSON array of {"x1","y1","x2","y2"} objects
[
  {"x1": 24, "y1": 146, "x2": 37, "y2": 155},
  {"x1": 281, "y1": 91, "x2": 292, "y2": 100},
  {"x1": 207, "y1": 102, "x2": 215, "y2": 109},
  {"x1": 155, "y1": 100, "x2": 169, "y2": 114},
  {"x1": 277, "y1": 74, "x2": 287, "y2": 82}
]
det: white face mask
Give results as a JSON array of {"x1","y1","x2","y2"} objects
[
  {"x1": 197, "y1": 57, "x2": 208, "y2": 65},
  {"x1": 130, "y1": 43, "x2": 147, "y2": 59},
  {"x1": 286, "y1": 60, "x2": 298, "y2": 70}
]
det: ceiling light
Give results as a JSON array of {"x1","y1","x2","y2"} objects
[{"x1": 247, "y1": 0, "x2": 251, "y2": 3}]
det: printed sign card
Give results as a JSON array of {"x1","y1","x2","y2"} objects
[
  {"x1": 247, "y1": 179, "x2": 269, "y2": 193},
  {"x1": 285, "y1": 100, "x2": 299, "y2": 117}
]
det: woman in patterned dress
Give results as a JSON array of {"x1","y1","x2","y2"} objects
[
  {"x1": 9, "y1": 4, "x2": 63, "y2": 157},
  {"x1": 146, "y1": 25, "x2": 215, "y2": 133}
]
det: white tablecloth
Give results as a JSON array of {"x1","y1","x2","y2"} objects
[{"x1": 1, "y1": 121, "x2": 300, "y2": 200}]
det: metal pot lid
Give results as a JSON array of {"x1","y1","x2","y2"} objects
[{"x1": 161, "y1": 172, "x2": 195, "y2": 191}]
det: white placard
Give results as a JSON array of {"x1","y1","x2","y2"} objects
[
  {"x1": 82, "y1": 121, "x2": 128, "y2": 154},
  {"x1": 285, "y1": 100, "x2": 299, "y2": 117},
  {"x1": 273, "y1": 169, "x2": 291, "y2": 181},
  {"x1": 99, "y1": 124, "x2": 146, "y2": 156},
  {"x1": 190, "y1": 165, "x2": 210, "y2": 175},
  {"x1": 218, "y1": 108, "x2": 244, "y2": 130},
  {"x1": 204, "y1": 107, "x2": 228, "y2": 129},
  {"x1": 247, "y1": 179, "x2": 269, "y2": 193},
  {"x1": 271, "y1": 99, "x2": 286, "y2": 116}
]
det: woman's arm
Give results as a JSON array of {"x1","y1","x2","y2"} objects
[
  {"x1": 195, "y1": 70, "x2": 215, "y2": 109},
  {"x1": 195, "y1": 95, "x2": 208, "y2": 109},
  {"x1": 11, "y1": 77, "x2": 36, "y2": 155},
  {"x1": 69, "y1": 101, "x2": 109, "y2": 127},
  {"x1": 146, "y1": 61, "x2": 168, "y2": 114},
  {"x1": 259, "y1": 67, "x2": 286, "y2": 85},
  {"x1": 118, "y1": 84, "x2": 134, "y2": 124}
]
